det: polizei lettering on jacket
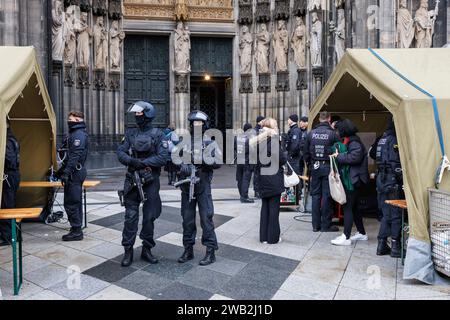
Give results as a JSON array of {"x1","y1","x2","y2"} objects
[{"x1": 312, "y1": 133, "x2": 330, "y2": 140}]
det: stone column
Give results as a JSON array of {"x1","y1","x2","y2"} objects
[
  {"x1": 174, "y1": 72, "x2": 190, "y2": 130},
  {"x1": 379, "y1": 0, "x2": 396, "y2": 48},
  {"x1": 448, "y1": 0, "x2": 450, "y2": 44}
]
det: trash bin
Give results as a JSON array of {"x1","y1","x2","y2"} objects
[{"x1": 429, "y1": 188, "x2": 450, "y2": 277}]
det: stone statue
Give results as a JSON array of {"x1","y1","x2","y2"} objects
[
  {"x1": 310, "y1": 12, "x2": 322, "y2": 67},
  {"x1": 273, "y1": 20, "x2": 288, "y2": 72},
  {"x1": 335, "y1": 8, "x2": 346, "y2": 61},
  {"x1": 256, "y1": 23, "x2": 270, "y2": 74},
  {"x1": 291, "y1": 16, "x2": 306, "y2": 69},
  {"x1": 397, "y1": 0, "x2": 414, "y2": 48},
  {"x1": 63, "y1": 6, "x2": 76, "y2": 64},
  {"x1": 175, "y1": 0, "x2": 189, "y2": 21},
  {"x1": 76, "y1": 12, "x2": 92, "y2": 68},
  {"x1": 414, "y1": 0, "x2": 439, "y2": 48},
  {"x1": 174, "y1": 21, "x2": 191, "y2": 73},
  {"x1": 52, "y1": 0, "x2": 65, "y2": 62},
  {"x1": 94, "y1": 16, "x2": 108, "y2": 70},
  {"x1": 110, "y1": 20, "x2": 125, "y2": 71},
  {"x1": 308, "y1": 0, "x2": 322, "y2": 11},
  {"x1": 239, "y1": 25, "x2": 253, "y2": 74}
]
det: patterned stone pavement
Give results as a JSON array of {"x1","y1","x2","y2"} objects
[{"x1": 1, "y1": 188, "x2": 450, "y2": 300}]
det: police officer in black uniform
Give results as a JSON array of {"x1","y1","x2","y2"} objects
[
  {"x1": 253, "y1": 116, "x2": 265, "y2": 199},
  {"x1": 235, "y1": 123, "x2": 254, "y2": 203},
  {"x1": 0, "y1": 119, "x2": 21, "y2": 247},
  {"x1": 303, "y1": 111, "x2": 340, "y2": 232},
  {"x1": 286, "y1": 114, "x2": 302, "y2": 174},
  {"x1": 375, "y1": 118, "x2": 403, "y2": 258},
  {"x1": 117, "y1": 101, "x2": 169, "y2": 267},
  {"x1": 298, "y1": 117, "x2": 309, "y2": 191},
  {"x1": 177, "y1": 110, "x2": 221, "y2": 266},
  {"x1": 56, "y1": 111, "x2": 89, "y2": 242}
]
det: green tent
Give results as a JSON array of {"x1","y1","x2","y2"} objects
[{"x1": 0, "y1": 46, "x2": 57, "y2": 211}]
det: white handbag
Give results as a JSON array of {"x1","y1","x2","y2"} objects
[
  {"x1": 284, "y1": 161, "x2": 300, "y2": 188},
  {"x1": 329, "y1": 156, "x2": 347, "y2": 205}
]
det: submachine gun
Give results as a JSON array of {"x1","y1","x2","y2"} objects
[{"x1": 174, "y1": 164, "x2": 200, "y2": 202}]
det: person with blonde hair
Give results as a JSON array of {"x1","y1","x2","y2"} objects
[{"x1": 251, "y1": 117, "x2": 287, "y2": 244}]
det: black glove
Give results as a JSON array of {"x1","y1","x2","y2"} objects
[
  {"x1": 129, "y1": 158, "x2": 145, "y2": 170},
  {"x1": 179, "y1": 164, "x2": 191, "y2": 176}
]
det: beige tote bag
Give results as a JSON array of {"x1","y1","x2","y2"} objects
[{"x1": 329, "y1": 156, "x2": 347, "y2": 205}]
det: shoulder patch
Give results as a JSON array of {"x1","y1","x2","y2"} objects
[
  {"x1": 162, "y1": 141, "x2": 169, "y2": 149},
  {"x1": 74, "y1": 139, "x2": 81, "y2": 147}
]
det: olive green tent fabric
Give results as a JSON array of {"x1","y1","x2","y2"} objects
[
  {"x1": 0, "y1": 46, "x2": 57, "y2": 210},
  {"x1": 309, "y1": 48, "x2": 450, "y2": 243}
]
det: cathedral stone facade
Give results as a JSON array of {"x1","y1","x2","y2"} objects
[{"x1": 0, "y1": 0, "x2": 449, "y2": 167}]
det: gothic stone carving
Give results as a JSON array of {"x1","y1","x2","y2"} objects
[
  {"x1": 256, "y1": 23, "x2": 270, "y2": 74},
  {"x1": 77, "y1": 66, "x2": 90, "y2": 89},
  {"x1": 110, "y1": 21, "x2": 125, "y2": 71},
  {"x1": 296, "y1": 69, "x2": 307, "y2": 90},
  {"x1": 64, "y1": 5, "x2": 77, "y2": 65},
  {"x1": 397, "y1": 0, "x2": 414, "y2": 48},
  {"x1": 273, "y1": 20, "x2": 288, "y2": 72},
  {"x1": 109, "y1": 72, "x2": 121, "y2": 91},
  {"x1": 174, "y1": 21, "x2": 191, "y2": 73},
  {"x1": 52, "y1": 0, "x2": 65, "y2": 62},
  {"x1": 238, "y1": 0, "x2": 252, "y2": 25},
  {"x1": 175, "y1": 73, "x2": 189, "y2": 93},
  {"x1": 308, "y1": 0, "x2": 322, "y2": 12},
  {"x1": 239, "y1": 25, "x2": 253, "y2": 74},
  {"x1": 64, "y1": 64, "x2": 75, "y2": 86},
  {"x1": 175, "y1": 0, "x2": 189, "y2": 21},
  {"x1": 257, "y1": 73, "x2": 271, "y2": 93},
  {"x1": 291, "y1": 16, "x2": 306, "y2": 69},
  {"x1": 275, "y1": 71, "x2": 289, "y2": 92},
  {"x1": 94, "y1": 70, "x2": 106, "y2": 90},
  {"x1": 94, "y1": 16, "x2": 108, "y2": 70},
  {"x1": 256, "y1": 0, "x2": 270, "y2": 23},
  {"x1": 239, "y1": 74, "x2": 253, "y2": 93},
  {"x1": 274, "y1": 0, "x2": 289, "y2": 20},
  {"x1": 414, "y1": 0, "x2": 439, "y2": 48},
  {"x1": 109, "y1": 0, "x2": 123, "y2": 20},
  {"x1": 79, "y1": 0, "x2": 91, "y2": 12},
  {"x1": 93, "y1": 0, "x2": 108, "y2": 16},
  {"x1": 310, "y1": 11, "x2": 322, "y2": 67},
  {"x1": 292, "y1": 0, "x2": 307, "y2": 17},
  {"x1": 76, "y1": 12, "x2": 92, "y2": 68}
]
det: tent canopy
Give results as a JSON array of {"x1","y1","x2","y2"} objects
[
  {"x1": 309, "y1": 48, "x2": 450, "y2": 244},
  {"x1": 0, "y1": 46, "x2": 57, "y2": 210}
]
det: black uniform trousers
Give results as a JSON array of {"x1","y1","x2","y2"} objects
[
  {"x1": 64, "y1": 168, "x2": 87, "y2": 230},
  {"x1": 260, "y1": 195, "x2": 281, "y2": 244},
  {"x1": 310, "y1": 163, "x2": 333, "y2": 230},
  {"x1": 0, "y1": 171, "x2": 20, "y2": 241},
  {"x1": 236, "y1": 164, "x2": 253, "y2": 199},
  {"x1": 343, "y1": 188, "x2": 366, "y2": 239},
  {"x1": 253, "y1": 166, "x2": 261, "y2": 196},
  {"x1": 180, "y1": 176, "x2": 218, "y2": 250},
  {"x1": 122, "y1": 176, "x2": 162, "y2": 249},
  {"x1": 377, "y1": 189, "x2": 402, "y2": 241}
]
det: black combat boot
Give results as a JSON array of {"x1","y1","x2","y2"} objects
[
  {"x1": 121, "y1": 247, "x2": 134, "y2": 267},
  {"x1": 199, "y1": 247, "x2": 216, "y2": 266},
  {"x1": 376, "y1": 238, "x2": 391, "y2": 256},
  {"x1": 390, "y1": 238, "x2": 401, "y2": 258},
  {"x1": 240, "y1": 197, "x2": 255, "y2": 203},
  {"x1": 178, "y1": 246, "x2": 194, "y2": 263},
  {"x1": 62, "y1": 228, "x2": 83, "y2": 242},
  {"x1": 141, "y1": 246, "x2": 158, "y2": 264}
]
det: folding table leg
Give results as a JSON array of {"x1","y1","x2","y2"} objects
[
  {"x1": 401, "y1": 209, "x2": 405, "y2": 266},
  {"x1": 11, "y1": 219, "x2": 19, "y2": 295},
  {"x1": 19, "y1": 222, "x2": 23, "y2": 288},
  {"x1": 83, "y1": 188, "x2": 87, "y2": 229}
]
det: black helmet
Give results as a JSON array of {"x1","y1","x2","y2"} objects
[{"x1": 127, "y1": 101, "x2": 156, "y2": 119}]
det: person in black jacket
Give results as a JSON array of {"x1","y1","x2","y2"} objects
[
  {"x1": 286, "y1": 114, "x2": 302, "y2": 174},
  {"x1": 235, "y1": 123, "x2": 254, "y2": 203},
  {"x1": 303, "y1": 111, "x2": 340, "y2": 232},
  {"x1": 56, "y1": 111, "x2": 89, "y2": 242},
  {"x1": 330, "y1": 119, "x2": 369, "y2": 246},
  {"x1": 251, "y1": 118, "x2": 287, "y2": 244},
  {"x1": 0, "y1": 119, "x2": 20, "y2": 247},
  {"x1": 253, "y1": 116, "x2": 265, "y2": 199}
]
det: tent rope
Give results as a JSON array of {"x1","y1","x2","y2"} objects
[{"x1": 368, "y1": 48, "x2": 449, "y2": 188}]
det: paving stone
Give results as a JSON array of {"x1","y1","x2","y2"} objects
[
  {"x1": 29, "y1": 290, "x2": 68, "y2": 300},
  {"x1": 115, "y1": 270, "x2": 174, "y2": 298},
  {"x1": 0, "y1": 269, "x2": 44, "y2": 300},
  {"x1": 83, "y1": 260, "x2": 138, "y2": 283},
  {"x1": 56, "y1": 252, "x2": 106, "y2": 272},
  {"x1": 91, "y1": 212, "x2": 125, "y2": 228},
  {"x1": 334, "y1": 285, "x2": 391, "y2": 300},
  {"x1": 203, "y1": 257, "x2": 247, "y2": 276},
  {"x1": 250, "y1": 254, "x2": 299, "y2": 273},
  {"x1": 89, "y1": 228, "x2": 123, "y2": 242},
  {"x1": 142, "y1": 257, "x2": 194, "y2": 280},
  {"x1": 49, "y1": 274, "x2": 110, "y2": 300},
  {"x1": 271, "y1": 289, "x2": 314, "y2": 300},
  {"x1": 0, "y1": 254, "x2": 52, "y2": 275},
  {"x1": 210, "y1": 294, "x2": 233, "y2": 300},
  {"x1": 216, "y1": 245, "x2": 268, "y2": 263},
  {"x1": 60, "y1": 236, "x2": 105, "y2": 251},
  {"x1": 179, "y1": 268, "x2": 232, "y2": 293},
  {"x1": 34, "y1": 245, "x2": 82, "y2": 264},
  {"x1": 150, "y1": 282, "x2": 213, "y2": 300},
  {"x1": 87, "y1": 284, "x2": 148, "y2": 300},
  {"x1": 396, "y1": 279, "x2": 450, "y2": 299},
  {"x1": 87, "y1": 242, "x2": 125, "y2": 259},
  {"x1": 25, "y1": 264, "x2": 70, "y2": 289},
  {"x1": 280, "y1": 274, "x2": 338, "y2": 300}
]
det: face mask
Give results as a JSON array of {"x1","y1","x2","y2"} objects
[
  {"x1": 135, "y1": 115, "x2": 148, "y2": 127},
  {"x1": 68, "y1": 121, "x2": 78, "y2": 130}
]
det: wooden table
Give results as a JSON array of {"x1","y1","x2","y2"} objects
[
  {"x1": 0, "y1": 208, "x2": 42, "y2": 295},
  {"x1": 385, "y1": 199, "x2": 408, "y2": 265},
  {"x1": 19, "y1": 181, "x2": 101, "y2": 229}
]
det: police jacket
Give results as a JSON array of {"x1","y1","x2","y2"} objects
[
  {"x1": 61, "y1": 122, "x2": 89, "y2": 176},
  {"x1": 376, "y1": 129, "x2": 401, "y2": 174},
  {"x1": 287, "y1": 124, "x2": 302, "y2": 160},
  {"x1": 4, "y1": 129, "x2": 20, "y2": 172},
  {"x1": 299, "y1": 128, "x2": 308, "y2": 159},
  {"x1": 117, "y1": 125, "x2": 169, "y2": 174},
  {"x1": 303, "y1": 122, "x2": 339, "y2": 165},
  {"x1": 234, "y1": 131, "x2": 254, "y2": 167},
  {"x1": 252, "y1": 129, "x2": 287, "y2": 198},
  {"x1": 336, "y1": 136, "x2": 369, "y2": 187}
]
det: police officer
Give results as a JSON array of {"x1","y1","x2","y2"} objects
[
  {"x1": 253, "y1": 116, "x2": 265, "y2": 199},
  {"x1": 0, "y1": 119, "x2": 20, "y2": 247},
  {"x1": 56, "y1": 111, "x2": 89, "y2": 242},
  {"x1": 117, "y1": 101, "x2": 169, "y2": 267},
  {"x1": 235, "y1": 123, "x2": 254, "y2": 203},
  {"x1": 177, "y1": 110, "x2": 221, "y2": 266},
  {"x1": 303, "y1": 111, "x2": 340, "y2": 232},
  {"x1": 375, "y1": 118, "x2": 403, "y2": 258},
  {"x1": 286, "y1": 114, "x2": 302, "y2": 174},
  {"x1": 298, "y1": 117, "x2": 309, "y2": 190}
]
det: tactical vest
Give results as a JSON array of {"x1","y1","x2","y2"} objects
[
  {"x1": 5, "y1": 133, "x2": 20, "y2": 171},
  {"x1": 309, "y1": 124, "x2": 335, "y2": 161},
  {"x1": 130, "y1": 128, "x2": 159, "y2": 159},
  {"x1": 376, "y1": 132, "x2": 401, "y2": 171}
]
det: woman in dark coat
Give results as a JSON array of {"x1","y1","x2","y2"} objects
[
  {"x1": 250, "y1": 118, "x2": 287, "y2": 244},
  {"x1": 330, "y1": 119, "x2": 369, "y2": 246}
]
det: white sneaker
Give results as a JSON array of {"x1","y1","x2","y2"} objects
[
  {"x1": 278, "y1": 237, "x2": 282, "y2": 243},
  {"x1": 350, "y1": 232, "x2": 368, "y2": 241},
  {"x1": 331, "y1": 234, "x2": 351, "y2": 246}
]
